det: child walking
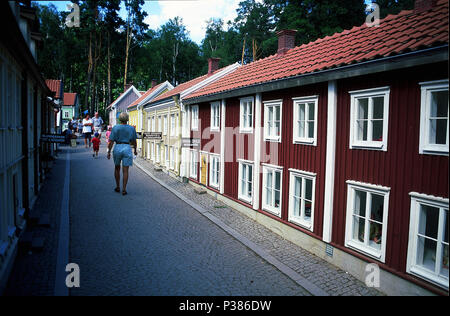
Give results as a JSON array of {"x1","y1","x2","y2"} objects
[
  {"x1": 105, "y1": 125, "x2": 112, "y2": 144},
  {"x1": 92, "y1": 132, "x2": 101, "y2": 158}
]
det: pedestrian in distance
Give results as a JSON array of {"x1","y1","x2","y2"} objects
[
  {"x1": 105, "y1": 125, "x2": 112, "y2": 144},
  {"x1": 92, "y1": 132, "x2": 101, "y2": 158},
  {"x1": 78, "y1": 118, "x2": 83, "y2": 137},
  {"x1": 107, "y1": 112, "x2": 137, "y2": 196},
  {"x1": 92, "y1": 112, "x2": 104, "y2": 137},
  {"x1": 82, "y1": 113, "x2": 94, "y2": 148}
]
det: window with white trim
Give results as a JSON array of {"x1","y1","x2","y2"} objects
[
  {"x1": 349, "y1": 87, "x2": 390, "y2": 151},
  {"x1": 407, "y1": 193, "x2": 448, "y2": 288},
  {"x1": 262, "y1": 165, "x2": 282, "y2": 216},
  {"x1": 211, "y1": 102, "x2": 220, "y2": 131},
  {"x1": 419, "y1": 80, "x2": 449, "y2": 155},
  {"x1": 264, "y1": 100, "x2": 282, "y2": 142},
  {"x1": 238, "y1": 161, "x2": 253, "y2": 203},
  {"x1": 345, "y1": 181, "x2": 390, "y2": 262},
  {"x1": 158, "y1": 116, "x2": 162, "y2": 133},
  {"x1": 156, "y1": 143, "x2": 160, "y2": 163},
  {"x1": 147, "y1": 117, "x2": 151, "y2": 132},
  {"x1": 190, "y1": 150, "x2": 198, "y2": 179},
  {"x1": 191, "y1": 105, "x2": 199, "y2": 131},
  {"x1": 293, "y1": 96, "x2": 318, "y2": 145},
  {"x1": 151, "y1": 116, "x2": 155, "y2": 132},
  {"x1": 151, "y1": 142, "x2": 155, "y2": 161},
  {"x1": 288, "y1": 170, "x2": 315, "y2": 230},
  {"x1": 164, "y1": 145, "x2": 169, "y2": 167},
  {"x1": 169, "y1": 146, "x2": 175, "y2": 170},
  {"x1": 163, "y1": 115, "x2": 168, "y2": 135},
  {"x1": 240, "y1": 97, "x2": 254, "y2": 133},
  {"x1": 209, "y1": 154, "x2": 220, "y2": 188},
  {"x1": 170, "y1": 113, "x2": 176, "y2": 136}
]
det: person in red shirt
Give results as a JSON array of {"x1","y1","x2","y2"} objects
[{"x1": 92, "y1": 132, "x2": 101, "y2": 158}]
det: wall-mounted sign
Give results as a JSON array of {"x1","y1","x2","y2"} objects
[
  {"x1": 137, "y1": 132, "x2": 162, "y2": 140},
  {"x1": 40, "y1": 134, "x2": 66, "y2": 143},
  {"x1": 181, "y1": 138, "x2": 201, "y2": 148}
]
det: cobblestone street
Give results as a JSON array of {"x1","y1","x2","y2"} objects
[{"x1": 4, "y1": 141, "x2": 384, "y2": 296}]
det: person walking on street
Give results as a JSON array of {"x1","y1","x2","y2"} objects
[
  {"x1": 78, "y1": 118, "x2": 83, "y2": 137},
  {"x1": 92, "y1": 112, "x2": 104, "y2": 137},
  {"x1": 107, "y1": 112, "x2": 137, "y2": 196},
  {"x1": 82, "y1": 114, "x2": 94, "y2": 148},
  {"x1": 92, "y1": 132, "x2": 101, "y2": 158}
]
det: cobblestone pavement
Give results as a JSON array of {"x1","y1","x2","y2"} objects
[
  {"x1": 134, "y1": 156, "x2": 384, "y2": 297},
  {"x1": 69, "y1": 145, "x2": 310, "y2": 296}
]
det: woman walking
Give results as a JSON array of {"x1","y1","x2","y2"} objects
[
  {"x1": 106, "y1": 112, "x2": 137, "y2": 195},
  {"x1": 82, "y1": 114, "x2": 94, "y2": 148}
]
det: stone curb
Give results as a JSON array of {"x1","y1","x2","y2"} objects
[{"x1": 134, "y1": 160, "x2": 329, "y2": 296}]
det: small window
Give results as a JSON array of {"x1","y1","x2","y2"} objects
[
  {"x1": 293, "y1": 96, "x2": 318, "y2": 145},
  {"x1": 419, "y1": 80, "x2": 449, "y2": 155},
  {"x1": 240, "y1": 97, "x2": 254, "y2": 133},
  {"x1": 349, "y1": 87, "x2": 390, "y2": 151},
  {"x1": 190, "y1": 150, "x2": 198, "y2": 179},
  {"x1": 158, "y1": 116, "x2": 162, "y2": 133},
  {"x1": 264, "y1": 100, "x2": 282, "y2": 142},
  {"x1": 262, "y1": 165, "x2": 283, "y2": 216},
  {"x1": 345, "y1": 180, "x2": 390, "y2": 262},
  {"x1": 407, "y1": 193, "x2": 448, "y2": 288},
  {"x1": 238, "y1": 161, "x2": 253, "y2": 203},
  {"x1": 170, "y1": 146, "x2": 175, "y2": 170},
  {"x1": 211, "y1": 102, "x2": 220, "y2": 131},
  {"x1": 170, "y1": 114, "x2": 176, "y2": 136},
  {"x1": 191, "y1": 105, "x2": 199, "y2": 131},
  {"x1": 156, "y1": 143, "x2": 160, "y2": 163},
  {"x1": 209, "y1": 154, "x2": 220, "y2": 188},
  {"x1": 165, "y1": 145, "x2": 169, "y2": 167},
  {"x1": 288, "y1": 169, "x2": 316, "y2": 231},
  {"x1": 163, "y1": 115, "x2": 168, "y2": 135}
]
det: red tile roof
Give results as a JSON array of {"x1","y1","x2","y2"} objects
[
  {"x1": 127, "y1": 82, "x2": 165, "y2": 109},
  {"x1": 45, "y1": 79, "x2": 63, "y2": 99},
  {"x1": 63, "y1": 92, "x2": 77, "y2": 106},
  {"x1": 187, "y1": 1, "x2": 448, "y2": 100}
]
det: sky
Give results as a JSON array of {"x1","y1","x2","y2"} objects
[{"x1": 36, "y1": 0, "x2": 246, "y2": 44}]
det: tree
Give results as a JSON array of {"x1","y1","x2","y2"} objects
[{"x1": 370, "y1": 0, "x2": 415, "y2": 18}]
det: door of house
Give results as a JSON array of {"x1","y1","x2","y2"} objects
[{"x1": 200, "y1": 153, "x2": 208, "y2": 186}]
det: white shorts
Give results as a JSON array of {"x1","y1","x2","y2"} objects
[{"x1": 94, "y1": 127, "x2": 102, "y2": 134}]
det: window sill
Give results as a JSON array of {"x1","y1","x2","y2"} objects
[
  {"x1": 262, "y1": 205, "x2": 281, "y2": 218},
  {"x1": 264, "y1": 137, "x2": 281, "y2": 143},
  {"x1": 350, "y1": 142, "x2": 386, "y2": 151},
  {"x1": 210, "y1": 128, "x2": 220, "y2": 133},
  {"x1": 239, "y1": 129, "x2": 254, "y2": 134},
  {"x1": 288, "y1": 217, "x2": 313, "y2": 231},
  {"x1": 238, "y1": 195, "x2": 253, "y2": 205},
  {"x1": 293, "y1": 139, "x2": 316, "y2": 146},
  {"x1": 419, "y1": 147, "x2": 449, "y2": 156},
  {"x1": 345, "y1": 240, "x2": 384, "y2": 262},
  {"x1": 408, "y1": 266, "x2": 449, "y2": 289}
]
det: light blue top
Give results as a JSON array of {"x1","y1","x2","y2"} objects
[{"x1": 109, "y1": 124, "x2": 137, "y2": 144}]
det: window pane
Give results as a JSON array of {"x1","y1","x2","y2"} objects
[
  {"x1": 275, "y1": 171, "x2": 281, "y2": 190},
  {"x1": 308, "y1": 121, "x2": 315, "y2": 138},
  {"x1": 275, "y1": 105, "x2": 280, "y2": 121},
  {"x1": 275, "y1": 121, "x2": 280, "y2": 136},
  {"x1": 369, "y1": 222, "x2": 382, "y2": 250},
  {"x1": 370, "y1": 193, "x2": 384, "y2": 223},
  {"x1": 274, "y1": 189, "x2": 280, "y2": 208},
  {"x1": 305, "y1": 178, "x2": 313, "y2": 201},
  {"x1": 358, "y1": 98, "x2": 369, "y2": 120},
  {"x1": 294, "y1": 177, "x2": 301, "y2": 197},
  {"x1": 435, "y1": 119, "x2": 447, "y2": 145},
  {"x1": 304, "y1": 200, "x2": 312, "y2": 222},
  {"x1": 357, "y1": 120, "x2": 368, "y2": 141},
  {"x1": 445, "y1": 210, "x2": 449, "y2": 243},
  {"x1": 299, "y1": 103, "x2": 305, "y2": 121},
  {"x1": 266, "y1": 187, "x2": 272, "y2": 206},
  {"x1": 372, "y1": 120, "x2": 383, "y2": 141},
  {"x1": 293, "y1": 197, "x2": 300, "y2": 217},
  {"x1": 373, "y1": 97, "x2": 384, "y2": 119},
  {"x1": 308, "y1": 102, "x2": 315, "y2": 121},
  {"x1": 431, "y1": 91, "x2": 449, "y2": 118},
  {"x1": 298, "y1": 120, "x2": 305, "y2": 138},
  {"x1": 419, "y1": 205, "x2": 439, "y2": 239},
  {"x1": 248, "y1": 181, "x2": 252, "y2": 198},
  {"x1": 353, "y1": 216, "x2": 365, "y2": 242},
  {"x1": 416, "y1": 236, "x2": 437, "y2": 272},
  {"x1": 354, "y1": 190, "x2": 367, "y2": 217}
]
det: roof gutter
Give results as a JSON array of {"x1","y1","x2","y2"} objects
[{"x1": 184, "y1": 45, "x2": 448, "y2": 105}]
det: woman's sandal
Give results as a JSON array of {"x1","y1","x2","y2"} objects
[
  {"x1": 114, "y1": 187, "x2": 120, "y2": 193},
  {"x1": 122, "y1": 190, "x2": 127, "y2": 196}
]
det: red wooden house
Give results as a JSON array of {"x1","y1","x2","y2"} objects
[{"x1": 183, "y1": 0, "x2": 449, "y2": 295}]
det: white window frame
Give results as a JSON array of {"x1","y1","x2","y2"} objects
[
  {"x1": 264, "y1": 100, "x2": 283, "y2": 142},
  {"x1": 292, "y1": 96, "x2": 318, "y2": 146},
  {"x1": 189, "y1": 150, "x2": 198, "y2": 179},
  {"x1": 407, "y1": 192, "x2": 449, "y2": 289},
  {"x1": 151, "y1": 116, "x2": 155, "y2": 132},
  {"x1": 210, "y1": 101, "x2": 220, "y2": 132},
  {"x1": 163, "y1": 115, "x2": 168, "y2": 135},
  {"x1": 191, "y1": 105, "x2": 199, "y2": 131},
  {"x1": 170, "y1": 113, "x2": 176, "y2": 137},
  {"x1": 288, "y1": 169, "x2": 316, "y2": 231},
  {"x1": 240, "y1": 97, "x2": 254, "y2": 133},
  {"x1": 209, "y1": 153, "x2": 220, "y2": 189},
  {"x1": 156, "y1": 143, "x2": 160, "y2": 163},
  {"x1": 169, "y1": 146, "x2": 175, "y2": 170},
  {"x1": 261, "y1": 164, "x2": 283, "y2": 217},
  {"x1": 238, "y1": 160, "x2": 254, "y2": 204},
  {"x1": 158, "y1": 116, "x2": 162, "y2": 133},
  {"x1": 418, "y1": 80, "x2": 449, "y2": 156},
  {"x1": 349, "y1": 87, "x2": 390, "y2": 151},
  {"x1": 151, "y1": 142, "x2": 155, "y2": 162},
  {"x1": 164, "y1": 145, "x2": 169, "y2": 167},
  {"x1": 345, "y1": 180, "x2": 390, "y2": 262}
]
